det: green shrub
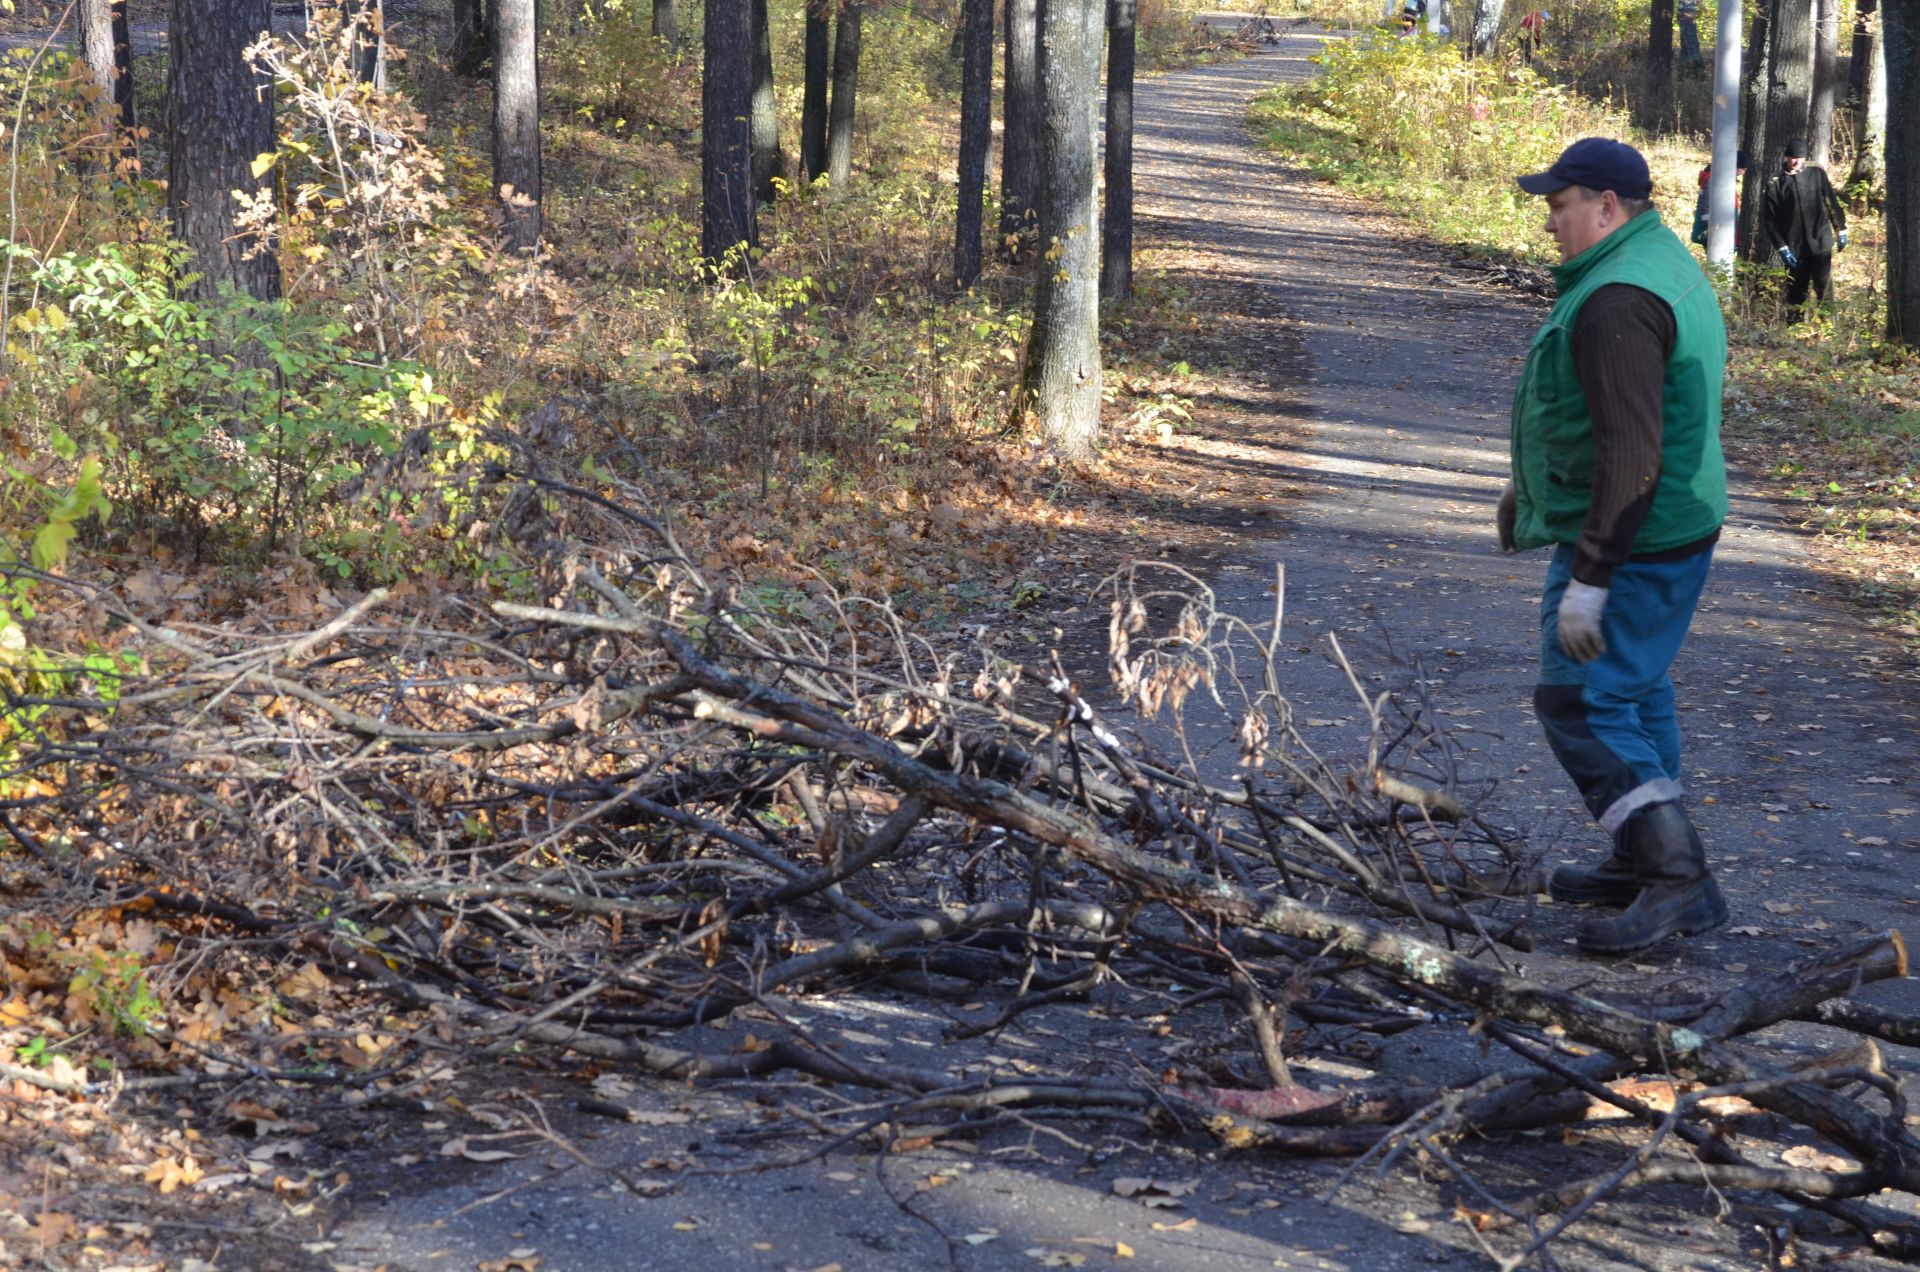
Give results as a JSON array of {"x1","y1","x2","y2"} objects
[{"x1": 1252, "y1": 31, "x2": 1627, "y2": 262}]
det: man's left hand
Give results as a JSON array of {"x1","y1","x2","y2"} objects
[
  {"x1": 1557, "y1": 580, "x2": 1608, "y2": 662},
  {"x1": 1838, "y1": 230, "x2": 1849, "y2": 251}
]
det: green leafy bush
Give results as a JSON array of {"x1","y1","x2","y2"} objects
[{"x1": 1252, "y1": 32, "x2": 1616, "y2": 261}]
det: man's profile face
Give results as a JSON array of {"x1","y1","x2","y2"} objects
[
  {"x1": 1543, "y1": 186, "x2": 1620, "y2": 263},
  {"x1": 1785, "y1": 156, "x2": 1805, "y2": 174}
]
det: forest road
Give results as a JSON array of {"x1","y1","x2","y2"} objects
[{"x1": 322, "y1": 29, "x2": 1920, "y2": 1272}]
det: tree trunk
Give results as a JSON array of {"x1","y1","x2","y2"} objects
[
  {"x1": 953, "y1": 0, "x2": 993, "y2": 287},
  {"x1": 168, "y1": 0, "x2": 279, "y2": 302},
  {"x1": 1809, "y1": 0, "x2": 1837, "y2": 169},
  {"x1": 452, "y1": 0, "x2": 487, "y2": 74},
  {"x1": 77, "y1": 0, "x2": 134, "y2": 136},
  {"x1": 1019, "y1": 0, "x2": 1102, "y2": 461},
  {"x1": 1642, "y1": 0, "x2": 1674, "y2": 127},
  {"x1": 826, "y1": 3, "x2": 862, "y2": 188},
  {"x1": 1001, "y1": 0, "x2": 1041, "y2": 250},
  {"x1": 1749, "y1": 0, "x2": 1814, "y2": 264},
  {"x1": 703, "y1": 0, "x2": 756, "y2": 259},
  {"x1": 492, "y1": 0, "x2": 541, "y2": 254},
  {"x1": 654, "y1": 0, "x2": 679, "y2": 50},
  {"x1": 801, "y1": 2, "x2": 829, "y2": 181},
  {"x1": 1850, "y1": 0, "x2": 1877, "y2": 108},
  {"x1": 1706, "y1": 0, "x2": 1743, "y2": 267},
  {"x1": 1100, "y1": 0, "x2": 1135, "y2": 302},
  {"x1": 1469, "y1": 0, "x2": 1504, "y2": 57},
  {"x1": 348, "y1": 0, "x2": 386, "y2": 88},
  {"x1": 1854, "y1": 6, "x2": 1887, "y2": 189},
  {"x1": 751, "y1": 0, "x2": 783, "y2": 202},
  {"x1": 1738, "y1": 3, "x2": 1770, "y2": 254},
  {"x1": 1885, "y1": 0, "x2": 1920, "y2": 341}
]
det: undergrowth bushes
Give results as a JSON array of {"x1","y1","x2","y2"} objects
[{"x1": 1252, "y1": 32, "x2": 1603, "y2": 260}]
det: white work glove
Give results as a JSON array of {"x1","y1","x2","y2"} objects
[
  {"x1": 1496, "y1": 483, "x2": 1517, "y2": 552},
  {"x1": 1557, "y1": 579, "x2": 1608, "y2": 663}
]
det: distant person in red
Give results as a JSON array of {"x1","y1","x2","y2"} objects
[
  {"x1": 1690, "y1": 149, "x2": 1746, "y2": 250},
  {"x1": 1518, "y1": 9, "x2": 1548, "y2": 62}
]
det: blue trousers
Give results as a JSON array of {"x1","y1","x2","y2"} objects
[{"x1": 1534, "y1": 543, "x2": 1714, "y2": 835}]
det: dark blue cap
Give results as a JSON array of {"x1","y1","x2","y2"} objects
[{"x1": 1517, "y1": 138, "x2": 1652, "y2": 200}]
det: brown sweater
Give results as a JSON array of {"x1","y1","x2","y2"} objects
[{"x1": 1567, "y1": 283, "x2": 1718, "y2": 588}]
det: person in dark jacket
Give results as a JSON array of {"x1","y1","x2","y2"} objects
[
  {"x1": 1763, "y1": 137, "x2": 1848, "y2": 312},
  {"x1": 1499, "y1": 138, "x2": 1731, "y2": 955}
]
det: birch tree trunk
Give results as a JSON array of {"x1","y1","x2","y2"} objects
[
  {"x1": 1470, "y1": 0, "x2": 1504, "y2": 57},
  {"x1": 1019, "y1": 0, "x2": 1103, "y2": 460}
]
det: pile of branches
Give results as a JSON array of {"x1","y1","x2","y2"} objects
[{"x1": 6, "y1": 466, "x2": 1920, "y2": 1267}]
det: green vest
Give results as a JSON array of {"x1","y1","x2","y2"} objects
[{"x1": 1509, "y1": 210, "x2": 1728, "y2": 554}]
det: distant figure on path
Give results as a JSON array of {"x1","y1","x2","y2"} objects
[
  {"x1": 1399, "y1": 0, "x2": 1427, "y2": 35},
  {"x1": 1764, "y1": 137, "x2": 1848, "y2": 316},
  {"x1": 1497, "y1": 138, "x2": 1731, "y2": 955}
]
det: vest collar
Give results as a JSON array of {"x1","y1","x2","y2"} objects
[{"x1": 1551, "y1": 209, "x2": 1662, "y2": 293}]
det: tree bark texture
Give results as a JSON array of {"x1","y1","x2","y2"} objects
[
  {"x1": 1850, "y1": 0, "x2": 1877, "y2": 107},
  {"x1": 1100, "y1": 0, "x2": 1135, "y2": 302},
  {"x1": 702, "y1": 0, "x2": 756, "y2": 259},
  {"x1": 1001, "y1": 0, "x2": 1041, "y2": 250},
  {"x1": 491, "y1": 0, "x2": 541, "y2": 254},
  {"x1": 1642, "y1": 0, "x2": 1674, "y2": 128},
  {"x1": 801, "y1": 2, "x2": 830, "y2": 180},
  {"x1": 1739, "y1": 3, "x2": 1770, "y2": 254},
  {"x1": 1886, "y1": 0, "x2": 1920, "y2": 342},
  {"x1": 1470, "y1": 0, "x2": 1504, "y2": 57},
  {"x1": 1757, "y1": 0, "x2": 1814, "y2": 261},
  {"x1": 1853, "y1": 5, "x2": 1887, "y2": 188},
  {"x1": 952, "y1": 0, "x2": 994, "y2": 286},
  {"x1": 826, "y1": 3, "x2": 862, "y2": 188},
  {"x1": 751, "y1": 0, "x2": 783, "y2": 202},
  {"x1": 168, "y1": 0, "x2": 279, "y2": 302},
  {"x1": 654, "y1": 0, "x2": 679, "y2": 50},
  {"x1": 77, "y1": 0, "x2": 134, "y2": 134},
  {"x1": 452, "y1": 0, "x2": 487, "y2": 74},
  {"x1": 1019, "y1": 0, "x2": 1103, "y2": 460},
  {"x1": 1809, "y1": 0, "x2": 1837, "y2": 169}
]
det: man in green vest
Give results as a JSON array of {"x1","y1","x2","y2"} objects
[{"x1": 1497, "y1": 138, "x2": 1730, "y2": 955}]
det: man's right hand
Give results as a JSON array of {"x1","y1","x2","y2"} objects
[
  {"x1": 1496, "y1": 483, "x2": 1518, "y2": 553},
  {"x1": 1779, "y1": 246, "x2": 1801, "y2": 270}
]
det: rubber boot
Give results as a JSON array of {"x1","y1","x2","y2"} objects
[
  {"x1": 1547, "y1": 828, "x2": 1638, "y2": 907},
  {"x1": 1576, "y1": 802, "x2": 1728, "y2": 955}
]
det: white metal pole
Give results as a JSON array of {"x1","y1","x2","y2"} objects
[{"x1": 1706, "y1": 0, "x2": 1743, "y2": 269}]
